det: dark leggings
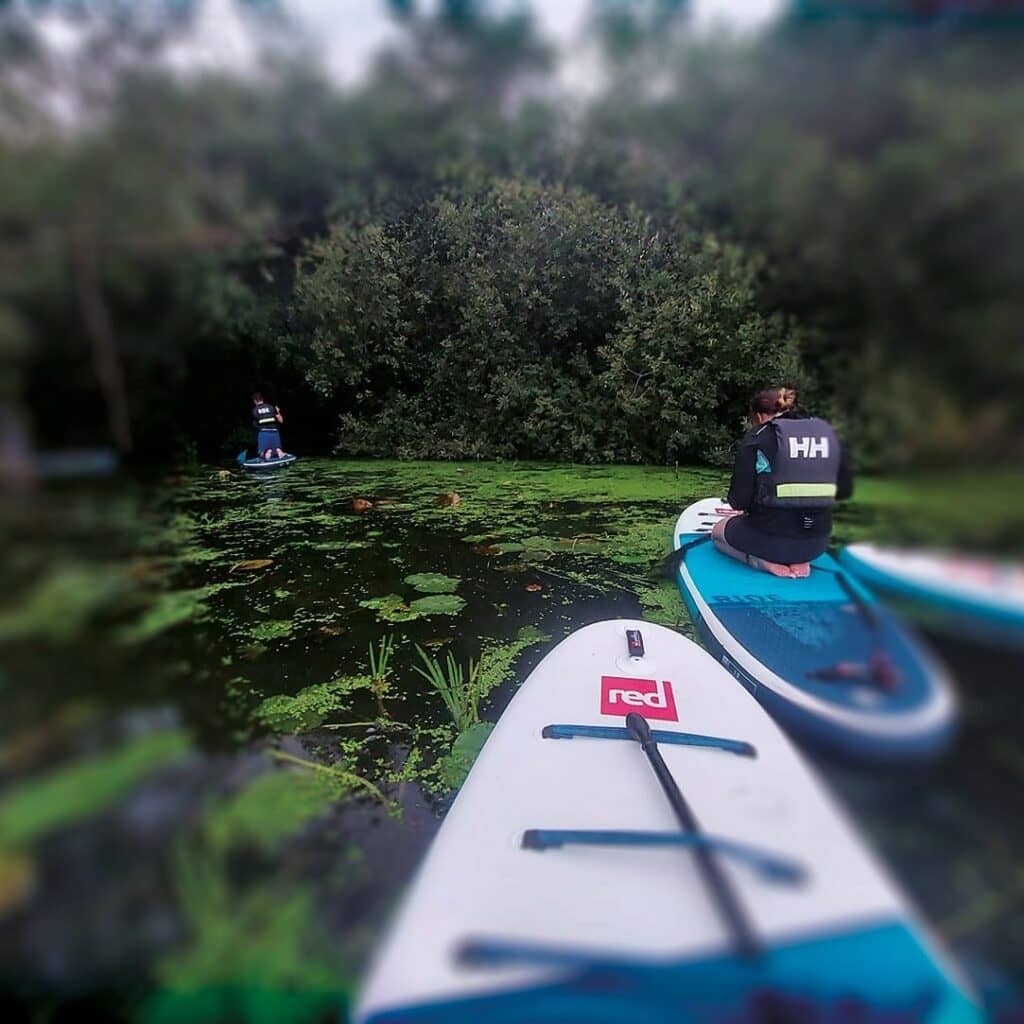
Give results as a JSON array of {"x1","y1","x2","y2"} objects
[{"x1": 721, "y1": 515, "x2": 828, "y2": 565}]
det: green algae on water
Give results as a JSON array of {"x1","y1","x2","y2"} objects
[
  {"x1": 636, "y1": 581, "x2": 692, "y2": 631},
  {"x1": 247, "y1": 620, "x2": 293, "y2": 643},
  {"x1": 254, "y1": 676, "x2": 373, "y2": 732},
  {"x1": 476, "y1": 624, "x2": 551, "y2": 699}
]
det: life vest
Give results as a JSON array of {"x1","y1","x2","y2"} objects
[
  {"x1": 253, "y1": 403, "x2": 278, "y2": 429},
  {"x1": 755, "y1": 416, "x2": 841, "y2": 509}
]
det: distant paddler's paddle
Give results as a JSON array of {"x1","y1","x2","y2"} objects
[{"x1": 625, "y1": 712, "x2": 761, "y2": 960}]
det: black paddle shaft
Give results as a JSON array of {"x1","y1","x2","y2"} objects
[{"x1": 625, "y1": 712, "x2": 761, "y2": 960}]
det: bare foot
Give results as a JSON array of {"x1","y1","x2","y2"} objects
[
  {"x1": 788, "y1": 563, "x2": 811, "y2": 579},
  {"x1": 747, "y1": 555, "x2": 796, "y2": 578}
]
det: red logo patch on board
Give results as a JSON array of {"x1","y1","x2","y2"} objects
[{"x1": 600, "y1": 676, "x2": 678, "y2": 722}]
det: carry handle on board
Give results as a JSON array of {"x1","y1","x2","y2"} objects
[{"x1": 625, "y1": 711, "x2": 761, "y2": 961}]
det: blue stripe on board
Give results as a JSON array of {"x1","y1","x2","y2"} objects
[
  {"x1": 542, "y1": 723, "x2": 755, "y2": 757},
  {"x1": 838, "y1": 547, "x2": 1024, "y2": 642},
  {"x1": 362, "y1": 918, "x2": 981, "y2": 1024},
  {"x1": 521, "y1": 829, "x2": 805, "y2": 883}
]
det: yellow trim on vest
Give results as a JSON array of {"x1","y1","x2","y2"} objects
[{"x1": 775, "y1": 483, "x2": 837, "y2": 498}]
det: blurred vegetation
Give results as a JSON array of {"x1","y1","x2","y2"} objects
[{"x1": 1, "y1": 0, "x2": 1021, "y2": 470}]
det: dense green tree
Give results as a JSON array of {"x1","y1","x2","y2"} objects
[
  {"x1": 0, "y1": 0, "x2": 1020, "y2": 469},
  {"x1": 292, "y1": 179, "x2": 801, "y2": 463}
]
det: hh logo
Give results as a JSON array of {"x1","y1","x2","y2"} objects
[
  {"x1": 601, "y1": 676, "x2": 678, "y2": 722},
  {"x1": 789, "y1": 436, "x2": 829, "y2": 459}
]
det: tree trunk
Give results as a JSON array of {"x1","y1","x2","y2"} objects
[{"x1": 72, "y1": 210, "x2": 133, "y2": 454}]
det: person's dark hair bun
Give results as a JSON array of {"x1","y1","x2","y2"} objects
[{"x1": 750, "y1": 386, "x2": 797, "y2": 416}]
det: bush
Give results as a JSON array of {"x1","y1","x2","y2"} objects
[{"x1": 290, "y1": 178, "x2": 803, "y2": 464}]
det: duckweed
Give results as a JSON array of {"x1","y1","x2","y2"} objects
[{"x1": 254, "y1": 676, "x2": 372, "y2": 732}]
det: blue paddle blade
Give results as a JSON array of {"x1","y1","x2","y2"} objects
[{"x1": 236, "y1": 449, "x2": 248, "y2": 465}]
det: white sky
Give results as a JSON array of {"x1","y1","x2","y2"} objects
[
  {"x1": 26, "y1": 0, "x2": 786, "y2": 103},
  {"x1": 290, "y1": 0, "x2": 784, "y2": 86}
]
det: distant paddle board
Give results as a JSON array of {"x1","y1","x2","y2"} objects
[
  {"x1": 355, "y1": 619, "x2": 979, "y2": 1023},
  {"x1": 839, "y1": 543, "x2": 1024, "y2": 649},
  {"x1": 673, "y1": 499, "x2": 957, "y2": 761},
  {"x1": 240, "y1": 453, "x2": 297, "y2": 471}
]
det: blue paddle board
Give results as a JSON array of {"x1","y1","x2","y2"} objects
[
  {"x1": 839, "y1": 543, "x2": 1024, "y2": 650},
  {"x1": 240, "y1": 453, "x2": 297, "y2": 471},
  {"x1": 673, "y1": 499, "x2": 957, "y2": 761}
]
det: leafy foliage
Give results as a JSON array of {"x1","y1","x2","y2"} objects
[
  {"x1": 0, "y1": 729, "x2": 190, "y2": 850},
  {"x1": 149, "y1": 848, "x2": 346, "y2": 1024},
  {"x1": 3, "y1": 3, "x2": 1021, "y2": 469},
  {"x1": 412, "y1": 646, "x2": 482, "y2": 732},
  {"x1": 204, "y1": 769, "x2": 338, "y2": 855},
  {"x1": 292, "y1": 179, "x2": 800, "y2": 464}
]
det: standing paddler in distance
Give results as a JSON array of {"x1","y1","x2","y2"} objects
[
  {"x1": 251, "y1": 392, "x2": 285, "y2": 461},
  {"x1": 712, "y1": 386, "x2": 853, "y2": 578}
]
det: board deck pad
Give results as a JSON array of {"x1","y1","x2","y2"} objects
[
  {"x1": 355, "y1": 620, "x2": 979, "y2": 1024},
  {"x1": 673, "y1": 499, "x2": 956, "y2": 760}
]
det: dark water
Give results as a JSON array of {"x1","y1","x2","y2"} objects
[{"x1": 0, "y1": 459, "x2": 1022, "y2": 1020}]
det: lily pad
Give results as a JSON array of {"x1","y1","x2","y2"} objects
[
  {"x1": 491, "y1": 542, "x2": 525, "y2": 555},
  {"x1": 437, "y1": 723, "x2": 494, "y2": 789},
  {"x1": 408, "y1": 595, "x2": 466, "y2": 617},
  {"x1": 404, "y1": 573, "x2": 461, "y2": 595},
  {"x1": 358, "y1": 594, "x2": 420, "y2": 623}
]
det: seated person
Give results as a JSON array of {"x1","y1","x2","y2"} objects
[{"x1": 712, "y1": 387, "x2": 853, "y2": 578}]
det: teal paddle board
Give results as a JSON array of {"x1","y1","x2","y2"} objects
[
  {"x1": 839, "y1": 543, "x2": 1024, "y2": 650},
  {"x1": 240, "y1": 453, "x2": 297, "y2": 470},
  {"x1": 673, "y1": 499, "x2": 957, "y2": 760}
]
